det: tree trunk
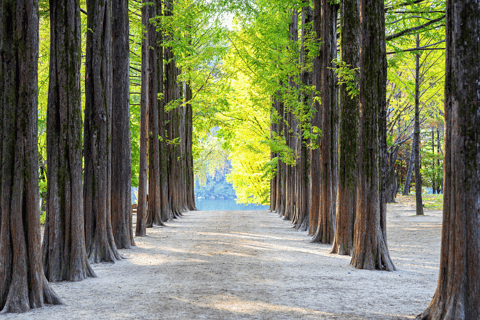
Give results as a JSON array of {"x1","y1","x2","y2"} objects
[
  {"x1": 0, "y1": 0, "x2": 63, "y2": 312},
  {"x1": 156, "y1": 0, "x2": 171, "y2": 222},
  {"x1": 184, "y1": 80, "x2": 197, "y2": 211},
  {"x1": 84, "y1": 0, "x2": 121, "y2": 263},
  {"x1": 403, "y1": 138, "x2": 415, "y2": 195},
  {"x1": 146, "y1": 0, "x2": 164, "y2": 227},
  {"x1": 42, "y1": 0, "x2": 96, "y2": 282},
  {"x1": 164, "y1": 0, "x2": 177, "y2": 220},
  {"x1": 384, "y1": 146, "x2": 400, "y2": 203},
  {"x1": 309, "y1": 0, "x2": 321, "y2": 235},
  {"x1": 111, "y1": 0, "x2": 135, "y2": 249},
  {"x1": 331, "y1": 0, "x2": 359, "y2": 255},
  {"x1": 136, "y1": 0, "x2": 149, "y2": 237},
  {"x1": 275, "y1": 99, "x2": 285, "y2": 215},
  {"x1": 414, "y1": 35, "x2": 424, "y2": 215},
  {"x1": 0, "y1": 0, "x2": 4, "y2": 230},
  {"x1": 294, "y1": 4, "x2": 313, "y2": 231},
  {"x1": 284, "y1": 9, "x2": 298, "y2": 222},
  {"x1": 312, "y1": 0, "x2": 337, "y2": 244},
  {"x1": 350, "y1": 0, "x2": 395, "y2": 271},
  {"x1": 417, "y1": 1, "x2": 480, "y2": 318}
]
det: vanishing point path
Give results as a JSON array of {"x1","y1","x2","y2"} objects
[{"x1": 6, "y1": 208, "x2": 441, "y2": 320}]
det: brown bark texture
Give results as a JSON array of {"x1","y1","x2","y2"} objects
[
  {"x1": 350, "y1": 0, "x2": 395, "y2": 271},
  {"x1": 111, "y1": 0, "x2": 135, "y2": 248},
  {"x1": 312, "y1": 0, "x2": 338, "y2": 244},
  {"x1": 84, "y1": 0, "x2": 121, "y2": 263},
  {"x1": 414, "y1": 37, "x2": 424, "y2": 216},
  {"x1": 309, "y1": 0, "x2": 321, "y2": 235},
  {"x1": 331, "y1": 0, "x2": 359, "y2": 256},
  {"x1": 42, "y1": 0, "x2": 95, "y2": 282},
  {"x1": 0, "y1": 0, "x2": 63, "y2": 312},
  {"x1": 136, "y1": 0, "x2": 149, "y2": 237},
  {"x1": 146, "y1": 0, "x2": 164, "y2": 227},
  {"x1": 417, "y1": 0, "x2": 480, "y2": 318}
]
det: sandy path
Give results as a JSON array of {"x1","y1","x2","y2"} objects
[{"x1": 5, "y1": 205, "x2": 441, "y2": 319}]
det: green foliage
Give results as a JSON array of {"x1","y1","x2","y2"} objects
[{"x1": 332, "y1": 58, "x2": 359, "y2": 98}]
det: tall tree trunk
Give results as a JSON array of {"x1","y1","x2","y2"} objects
[
  {"x1": 350, "y1": 0, "x2": 395, "y2": 271},
  {"x1": 111, "y1": 0, "x2": 135, "y2": 249},
  {"x1": 309, "y1": 0, "x2": 321, "y2": 235},
  {"x1": 403, "y1": 138, "x2": 415, "y2": 195},
  {"x1": 275, "y1": 99, "x2": 284, "y2": 215},
  {"x1": 295, "y1": 4, "x2": 313, "y2": 231},
  {"x1": 0, "y1": 0, "x2": 4, "y2": 232},
  {"x1": 84, "y1": 0, "x2": 121, "y2": 263},
  {"x1": 136, "y1": 0, "x2": 149, "y2": 237},
  {"x1": 146, "y1": 0, "x2": 164, "y2": 227},
  {"x1": 0, "y1": 0, "x2": 63, "y2": 312},
  {"x1": 184, "y1": 80, "x2": 197, "y2": 211},
  {"x1": 417, "y1": 1, "x2": 480, "y2": 318},
  {"x1": 43, "y1": 0, "x2": 96, "y2": 282},
  {"x1": 331, "y1": 0, "x2": 359, "y2": 255},
  {"x1": 284, "y1": 9, "x2": 298, "y2": 222},
  {"x1": 164, "y1": 0, "x2": 177, "y2": 220},
  {"x1": 156, "y1": 0, "x2": 171, "y2": 222},
  {"x1": 270, "y1": 102, "x2": 277, "y2": 212},
  {"x1": 414, "y1": 35, "x2": 424, "y2": 215},
  {"x1": 312, "y1": 0, "x2": 338, "y2": 244}
]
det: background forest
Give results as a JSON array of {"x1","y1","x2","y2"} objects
[{"x1": 35, "y1": 0, "x2": 445, "y2": 211}]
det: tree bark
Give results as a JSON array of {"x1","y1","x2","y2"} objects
[
  {"x1": 136, "y1": 0, "x2": 149, "y2": 237},
  {"x1": 417, "y1": 1, "x2": 480, "y2": 318},
  {"x1": 42, "y1": 0, "x2": 96, "y2": 282},
  {"x1": 414, "y1": 35, "x2": 424, "y2": 215},
  {"x1": 294, "y1": 4, "x2": 313, "y2": 231},
  {"x1": 155, "y1": 0, "x2": 172, "y2": 222},
  {"x1": 331, "y1": 0, "x2": 359, "y2": 255},
  {"x1": 184, "y1": 80, "x2": 197, "y2": 211},
  {"x1": 312, "y1": 0, "x2": 338, "y2": 244},
  {"x1": 403, "y1": 139, "x2": 415, "y2": 195},
  {"x1": 0, "y1": 0, "x2": 63, "y2": 312},
  {"x1": 350, "y1": 0, "x2": 395, "y2": 271},
  {"x1": 309, "y1": 0, "x2": 321, "y2": 235},
  {"x1": 111, "y1": 0, "x2": 135, "y2": 249},
  {"x1": 146, "y1": 0, "x2": 164, "y2": 227},
  {"x1": 84, "y1": 0, "x2": 121, "y2": 263}
]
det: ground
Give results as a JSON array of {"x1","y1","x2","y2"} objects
[{"x1": 6, "y1": 203, "x2": 441, "y2": 319}]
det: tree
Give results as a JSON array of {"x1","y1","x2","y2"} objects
[
  {"x1": 42, "y1": 0, "x2": 96, "y2": 282},
  {"x1": 112, "y1": 0, "x2": 136, "y2": 249},
  {"x1": 417, "y1": 0, "x2": 480, "y2": 318},
  {"x1": 84, "y1": 0, "x2": 121, "y2": 263},
  {"x1": 413, "y1": 34, "x2": 424, "y2": 216},
  {"x1": 309, "y1": 0, "x2": 321, "y2": 236},
  {"x1": 331, "y1": 0, "x2": 359, "y2": 255},
  {"x1": 136, "y1": 0, "x2": 150, "y2": 237},
  {"x1": 0, "y1": 0, "x2": 62, "y2": 312},
  {"x1": 312, "y1": 0, "x2": 338, "y2": 244},
  {"x1": 146, "y1": 0, "x2": 164, "y2": 227},
  {"x1": 350, "y1": 0, "x2": 395, "y2": 271}
]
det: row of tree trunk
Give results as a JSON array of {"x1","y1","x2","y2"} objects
[
  {"x1": 135, "y1": 0, "x2": 196, "y2": 237},
  {"x1": 271, "y1": 0, "x2": 394, "y2": 271},
  {"x1": 0, "y1": 0, "x2": 196, "y2": 313},
  {"x1": 271, "y1": 0, "x2": 480, "y2": 318}
]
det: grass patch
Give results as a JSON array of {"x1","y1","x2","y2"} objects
[{"x1": 394, "y1": 193, "x2": 443, "y2": 211}]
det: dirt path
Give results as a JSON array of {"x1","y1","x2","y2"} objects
[{"x1": 5, "y1": 205, "x2": 442, "y2": 319}]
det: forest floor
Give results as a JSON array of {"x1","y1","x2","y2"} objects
[{"x1": 7, "y1": 204, "x2": 441, "y2": 320}]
